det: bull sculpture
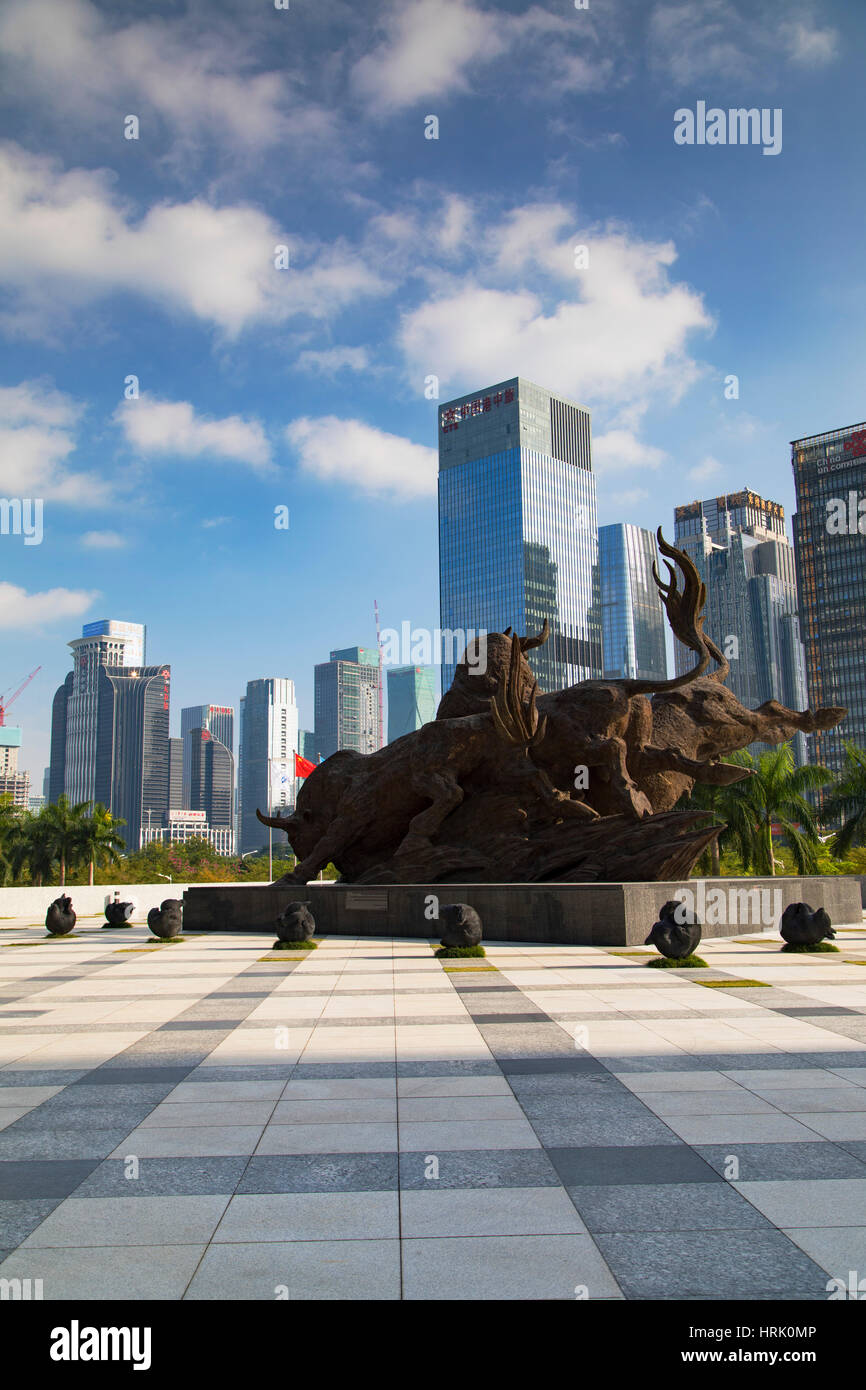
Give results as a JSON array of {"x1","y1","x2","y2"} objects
[{"x1": 258, "y1": 531, "x2": 845, "y2": 886}]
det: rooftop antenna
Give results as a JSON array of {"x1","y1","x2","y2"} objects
[{"x1": 373, "y1": 599, "x2": 384, "y2": 749}]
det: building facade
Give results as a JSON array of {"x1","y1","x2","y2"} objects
[
  {"x1": 674, "y1": 490, "x2": 809, "y2": 761},
  {"x1": 54, "y1": 619, "x2": 146, "y2": 806},
  {"x1": 237, "y1": 678, "x2": 298, "y2": 854},
  {"x1": 438, "y1": 377, "x2": 601, "y2": 694},
  {"x1": 314, "y1": 647, "x2": 381, "y2": 759},
  {"x1": 94, "y1": 664, "x2": 171, "y2": 851},
  {"x1": 188, "y1": 727, "x2": 234, "y2": 850},
  {"x1": 598, "y1": 524, "x2": 668, "y2": 682},
  {"x1": 180, "y1": 704, "x2": 234, "y2": 806},
  {"x1": 142, "y1": 809, "x2": 234, "y2": 857},
  {"x1": 387, "y1": 666, "x2": 437, "y2": 742},
  {"x1": 791, "y1": 422, "x2": 866, "y2": 776},
  {"x1": 0, "y1": 728, "x2": 29, "y2": 807}
]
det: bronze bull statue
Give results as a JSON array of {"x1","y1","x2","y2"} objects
[{"x1": 258, "y1": 532, "x2": 845, "y2": 885}]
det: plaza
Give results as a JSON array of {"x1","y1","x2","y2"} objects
[{"x1": 2, "y1": 916, "x2": 866, "y2": 1301}]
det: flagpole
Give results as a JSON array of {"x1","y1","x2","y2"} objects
[{"x1": 268, "y1": 756, "x2": 273, "y2": 882}]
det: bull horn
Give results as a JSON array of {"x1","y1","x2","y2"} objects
[
  {"x1": 623, "y1": 531, "x2": 711, "y2": 695},
  {"x1": 503, "y1": 626, "x2": 512, "y2": 636},
  {"x1": 519, "y1": 618, "x2": 550, "y2": 652},
  {"x1": 256, "y1": 808, "x2": 296, "y2": 830}
]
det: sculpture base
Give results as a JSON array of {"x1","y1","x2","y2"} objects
[{"x1": 182, "y1": 878, "x2": 862, "y2": 947}]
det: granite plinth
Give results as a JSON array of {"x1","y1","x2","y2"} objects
[{"x1": 182, "y1": 878, "x2": 863, "y2": 947}]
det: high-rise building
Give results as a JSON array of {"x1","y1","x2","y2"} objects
[
  {"x1": 387, "y1": 666, "x2": 436, "y2": 742},
  {"x1": 298, "y1": 730, "x2": 320, "y2": 764},
  {"x1": 674, "y1": 490, "x2": 809, "y2": 761},
  {"x1": 94, "y1": 664, "x2": 170, "y2": 851},
  {"x1": 189, "y1": 727, "x2": 234, "y2": 846},
  {"x1": 59, "y1": 619, "x2": 146, "y2": 805},
  {"x1": 598, "y1": 524, "x2": 668, "y2": 682},
  {"x1": 180, "y1": 705, "x2": 234, "y2": 805},
  {"x1": 237, "y1": 678, "x2": 298, "y2": 853},
  {"x1": 0, "y1": 727, "x2": 29, "y2": 807},
  {"x1": 791, "y1": 422, "x2": 866, "y2": 775},
  {"x1": 168, "y1": 738, "x2": 184, "y2": 811},
  {"x1": 438, "y1": 377, "x2": 601, "y2": 693},
  {"x1": 314, "y1": 648, "x2": 381, "y2": 759}
]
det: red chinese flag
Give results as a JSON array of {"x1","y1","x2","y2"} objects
[{"x1": 295, "y1": 753, "x2": 317, "y2": 779}]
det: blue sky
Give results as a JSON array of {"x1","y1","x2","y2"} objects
[{"x1": 1, "y1": 0, "x2": 864, "y2": 783}]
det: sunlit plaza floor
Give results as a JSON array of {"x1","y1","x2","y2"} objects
[{"x1": 2, "y1": 915, "x2": 866, "y2": 1300}]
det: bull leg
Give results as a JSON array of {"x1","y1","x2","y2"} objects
[
  {"x1": 582, "y1": 734, "x2": 652, "y2": 819},
  {"x1": 517, "y1": 761, "x2": 599, "y2": 821},
  {"x1": 284, "y1": 817, "x2": 355, "y2": 884},
  {"x1": 396, "y1": 770, "x2": 464, "y2": 856}
]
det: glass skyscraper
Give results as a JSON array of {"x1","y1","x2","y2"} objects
[
  {"x1": 598, "y1": 523, "x2": 668, "y2": 682},
  {"x1": 438, "y1": 377, "x2": 601, "y2": 694},
  {"x1": 674, "y1": 489, "x2": 809, "y2": 762},
  {"x1": 387, "y1": 666, "x2": 436, "y2": 742},
  {"x1": 180, "y1": 704, "x2": 234, "y2": 806},
  {"x1": 314, "y1": 647, "x2": 381, "y2": 758},
  {"x1": 792, "y1": 422, "x2": 866, "y2": 776}
]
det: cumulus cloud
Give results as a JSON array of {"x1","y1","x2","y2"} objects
[
  {"x1": 688, "y1": 455, "x2": 724, "y2": 482},
  {"x1": 114, "y1": 396, "x2": 273, "y2": 471},
  {"x1": 399, "y1": 205, "x2": 713, "y2": 408},
  {"x1": 0, "y1": 0, "x2": 336, "y2": 154},
  {"x1": 593, "y1": 430, "x2": 667, "y2": 474},
  {"x1": 296, "y1": 347, "x2": 371, "y2": 375},
  {"x1": 648, "y1": 0, "x2": 839, "y2": 84},
  {"x1": 0, "y1": 380, "x2": 109, "y2": 504},
  {"x1": 0, "y1": 143, "x2": 384, "y2": 338},
  {"x1": 286, "y1": 417, "x2": 437, "y2": 500},
  {"x1": 80, "y1": 531, "x2": 125, "y2": 550},
  {"x1": 0, "y1": 581, "x2": 98, "y2": 630}
]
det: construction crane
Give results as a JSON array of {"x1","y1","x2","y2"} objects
[
  {"x1": 373, "y1": 600, "x2": 385, "y2": 749},
  {"x1": 0, "y1": 667, "x2": 41, "y2": 726}
]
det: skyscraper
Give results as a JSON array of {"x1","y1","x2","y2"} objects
[
  {"x1": 314, "y1": 647, "x2": 381, "y2": 759},
  {"x1": 674, "y1": 490, "x2": 809, "y2": 761},
  {"x1": 168, "y1": 737, "x2": 184, "y2": 811},
  {"x1": 59, "y1": 619, "x2": 146, "y2": 805},
  {"x1": 48, "y1": 671, "x2": 73, "y2": 803},
  {"x1": 598, "y1": 524, "x2": 668, "y2": 682},
  {"x1": 387, "y1": 666, "x2": 436, "y2": 742},
  {"x1": 94, "y1": 664, "x2": 171, "y2": 850},
  {"x1": 791, "y1": 422, "x2": 866, "y2": 775},
  {"x1": 237, "y1": 678, "x2": 298, "y2": 853},
  {"x1": 438, "y1": 377, "x2": 601, "y2": 693},
  {"x1": 180, "y1": 704, "x2": 234, "y2": 806},
  {"x1": 188, "y1": 727, "x2": 234, "y2": 847}
]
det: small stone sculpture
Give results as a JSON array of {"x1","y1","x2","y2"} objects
[
  {"x1": 645, "y1": 899, "x2": 702, "y2": 959},
  {"x1": 147, "y1": 899, "x2": 183, "y2": 939},
  {"x1": 104, "y1": 900, "x2": 135, "y2": 926},
  {"x1": 45, "y1": 895, "x2": 76, "y2": 936},
  {"x1": 780, "y1": 902, "x2": 835, "y2": 947},
  {"x1": 439, "y1": 903, "x2": 483, "y2": 950},
  {"x1": 275, "y1": 902, "x2": 315, "y2": 943}
]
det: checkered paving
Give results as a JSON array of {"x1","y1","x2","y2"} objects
[{"x1": 2, "y1": 916, "x2": 866, "y2": 1300}]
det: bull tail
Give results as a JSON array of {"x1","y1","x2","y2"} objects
[{"x1": 622, "y1": 530, "x2": 714, "y2": 695}]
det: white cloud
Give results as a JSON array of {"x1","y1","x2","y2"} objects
[
  {"x1": 0, "y1": 581, "x2": 98, "y2": 630},
  {"x1": 399, "y1": 206, "x2": 712, "y2": 408},
  {"x1": 602, "y1": 487, "x2": 650, "y2": 509},
  {"x1": 114, "y1": 396, "x2": 272, "y2": 472},
  {"x1": 296, "y1": 347, "x2": 371, "y2": 375},
  {"x1": 0, "y1": 143, "x2": 384, "y2": 338},
  {"x1": 593, "y1": 430, "x2": 667, "y2": 473},
  {"x1": 648, "y1": 0, "x2": 839, "y2": 84},
  {"x1": 0, "y1": 0, "x2": 336, "y2": 154},
  {"x1": 688, "y1": 455, "x2": 723, "y2": 482},
  {"x1": 286, "y1": 416, "x2": 437, "y2": 500},
  {"x1": 352, "y1": 0, "x2": 497, "y2": 112},
  {"x1": 0, "y1": 380, "x2": 109, "y2": 504},
  {"x1": 80, "y1": 531, "x2": 125, "y2": 550}
]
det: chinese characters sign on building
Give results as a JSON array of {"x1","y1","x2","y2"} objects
[{"x1": 440, "y1": 388, "x2": 515, "y2": 433}]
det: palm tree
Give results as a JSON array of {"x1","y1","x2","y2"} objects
[
  {"x1": 682, "y1": 755, "x2": 758, "y2": 876},
  {"x1": 37, "y1": 795, "x2": 91, "y2": 885},
  {"x1": 721, "y1": 744, "x2": 832, "y2": 876},
  {"x1": 0, "y1": 797, "x2": 28, "y2": 885},
  {"x1": 77, "y1": 804, "x2": 126, "y2": 885},
  {"x1": 822, "y1": 742, "x2": 866, "y2": 858}
]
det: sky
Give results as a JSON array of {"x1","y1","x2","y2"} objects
[{"x1": 1, "y1": 0, "x2": 864, "y2": 785}]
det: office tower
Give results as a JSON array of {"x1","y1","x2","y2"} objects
[
  {"x1": 387, "y1": 666, "x2": 437, "y2": 742},
  {"x1": 188, "y1": 727, "x2": 234, "y2": 844},
  {"x1": 792, "y1": 422, "x2": 866, "y2": 776},
  {"x1": 168, "y1": 738, "x2": 184, "y2": 811},
  {"x1": 62, "y1": 620, "x2": 146, "y2": 805},
  {"x1": 94, "y1": 664, "x2": 171, "y2": 851},
  {"x1": 180, "y1": 704, "x2": 234, "y2": 805},
  {"x1": 48, "y1": 670, "x2": 73, "y2": 803},
  {"x1": 438, "y1": 377, "x2": 601, "y2": 694},
  {"x1": 0, "y1": 726, "x2": 29, "y2": 807},
  {"x1": 42, "y1": 767, "x2": 49, "y2": 799},
  {"x1": 298, "y1": 730, "x2": 320, "y2": 764},
  {"x1": 598, "y1": 524, "x2": 668, "y2": 682},
  {"x1": 314, "y1": 648, "x2": 381, "y2": 759},
  {"x1": 237, "y1": 678, "x2": 298, "y2": 853},
  {"x1": 674, "y1": 490, "x2": 809, "y2": 761}
]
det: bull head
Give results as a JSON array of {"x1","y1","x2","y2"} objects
[{"x1": 652, "y1": 679, "x2": 847, "y2": 766}]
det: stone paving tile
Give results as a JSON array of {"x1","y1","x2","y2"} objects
[
  {"x1": 569, "y1": 1182, "x2": 773, "y2": 1233},
  {"x1": 694, "y1": 1141, "x2": 866, "y2": 1181},
  {"x1": 73, "y1": 1156, "x2": 251, "y2": 1197},
  {"x1": 594, "y1": 1229, "x2": 830, "y2": 1300}
]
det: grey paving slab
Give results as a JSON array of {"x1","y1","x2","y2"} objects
[
  {"x1": 184, "y1": 1237, "x2": 401, "y2": 1300},
  {"x1": 400, "y1": 1186, "x2": 586, "y2": 1237},
  {"x1": 594, "y1": 1228, "x2": 831, "y2": 1300},
  {"x1": 74, "y1": 1066, "x2": 195, "y2": 1086},
  {"x1": 0, "y1": 1242, "x2": 207, "y2": 1300},
  {"x1": 0, "y1": 1158, "x2": 102, "y2": 1199},
  {"x1": 401, "y1": 1233, "x2": 622, "y2": 1301},
  {"x1": 214, "y1": 1191, "x2": 399, "y2": 1242},
  {"x1": 238, "y1": 1153, "x2": 399, "y2": 1193},
  {"x1": 569, "y1": 1182, "x2": 774, "y2": 1234},
  {"x1": 7, "y1": 1102, "x2": 158, "y2": 1133},
  {"x1": 398, "y1": 1148, "x2": 562, "y2": 1189},
  {"x1": 0, "y1": 1128, "x2": 137, "y2": 1161},
  {"x1": 782, "y1": 1227, "x2": 866, "y2": 1280},
  {"x1": 0, "y1": 1197, "x2": 65, "y2": 1248},
  {"x1": 694, "y1": 1141, "x2": 866, "y2": 1181},
  {"x1": 547, "y1": 1143, "x2": 724, "y2": 1187}
]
